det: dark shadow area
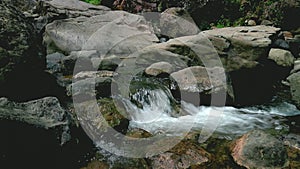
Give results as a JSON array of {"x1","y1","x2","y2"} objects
[{"x1": 0, "y1": 120, "x2": 95, "y2": 169}]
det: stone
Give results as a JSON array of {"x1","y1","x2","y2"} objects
[
  {"x1": 268, "y1": 48, "x2": 295, "y2": 67},
  {"x1": 160, "y1": 7, "x2": 200, "y2": 38},
  {"x1": 287, "y1": 71, "x2": 300, "y2": 108},
  {"x1": 246, "y1": 19, "x2": 256, "y2": 26},
  {"x1": 203, "y1": 25, "x2": 281, "y2": 71},
  {"x1": 0, "y1": 97, "x2": 68, "y2": 129},
  {"x1": 36, "y1": 0, "x2": 110, "y2": 19},
  {"x1": 150, "y1": 141, "x2": 210, "y2": 169},
  {"x1": 170, "y1": 66, "x2": 228, "y2": 98},
  {"x1": 231, "y1": 130, "x2": 288, "y2": 169},
  {"x1": 44, "y1": 10, "x2": 158, "y2": 54},
  {"x1": 291, "y1": 59, "x2": 300, "y2": 74},
  {"x1": 260, "y1": 20, "x2": 273, "y2": 26},
  {"x1": 0, "y1": 1, "x2": 41, "y2": 84},
  {"x1": 145, "y1": 62, "x2": 175, "y2": 76}
]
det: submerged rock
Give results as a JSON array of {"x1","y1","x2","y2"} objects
[
  {"x1": 231, "y1": 130, "x2": 288, "y2": 169},
  {"x1": 0, "y1": 97, "x2": 68, "y2": 129}
]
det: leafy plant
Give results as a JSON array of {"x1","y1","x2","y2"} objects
[{"x1": 82, "y1": 0, "x2": 101, "y2": 5}]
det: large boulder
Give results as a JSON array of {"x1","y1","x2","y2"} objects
[
  {"x1": 44, "y1": 10, "x2": 159, "y2": 89},
  {"x1": 231, "y1": 130, "x2": 289, "y2": 169},
  {"x1": 44, "y1": 10, "x2": 158, "y2": 54},
  {"x1": 203, "y1": 25, "x2": 280, "y2": 71}
]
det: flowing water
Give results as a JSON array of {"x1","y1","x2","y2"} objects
[{"x1": 117, "y1": 88, "x2": 300, "y2": 139}]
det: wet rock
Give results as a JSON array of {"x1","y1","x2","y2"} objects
[
  {"x1": 0, "y1": 97, "x2": 68, "y2": 129},
  {"x1": 160, "y1": 7, "x2": 199, "y2": 38},
  {"x1": 203, "y1": 25, "x2": 281, "y2": 71},
  {"x1": 268, "y1": 48, "x2": 295, "y2": 67},
  {"x1": 231, "y1": 130, "x2": 288, "y2": 169},
  {"x1": 171, "y1": 66, "x2": 226, "y2": 94},
  {"x1": 287, "y1": 71, "x2": 300, "y2": 108},
  {"x1": 145, "y1": 62, "x2": 175, "y2": 76},
  {"x1": 150, "y1": 141, "x2": 210, "y2": 169}
]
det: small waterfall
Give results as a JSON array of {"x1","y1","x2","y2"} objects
[
  {"x1": 116, "y1": 88, "x2": 300, "y2": 138},
  {"x1": 119, "y1": 89, "x2": 172, "y2": 123}
]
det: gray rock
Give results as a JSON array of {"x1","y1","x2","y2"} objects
[
  {"x1": 203, "y1": 25, "x2": 281, "y2": 71},
  {"x1": 287, "y1": 71, "x2": 300, "y2": 108},
  {"x1": 36, "y1": 0, "x2": 110, "y2": 18},
  {"x1": 260, "y1": 20, "x2": 273, "y2": 26},
  {"x1": 160, "y1": 7, "x2": 200, "y2": 38},
  {"x1": 69, "y1": 71, "x2": 117, "y2": 98},
  {"x1": 44, "y1": 10, "x2": 158, "y2": 54},
  {"x1": 0, "y1": 97, "x2": 68, "y2": 129},
  {"x1": 268, "y1": 48, "x2": 295, "y2": 67},
  {"x1": 291, "y1": 59, "x2": 300, "y2": 74},
  {"x1": 231, "y1": 130, "x2": 289, "y2": 169},
  {"x1": 145, "y1": 62, "x2": 175, "y2": 76},
  {"x1": 171, "y1": 66, "x2": 226, "y2": 94}
]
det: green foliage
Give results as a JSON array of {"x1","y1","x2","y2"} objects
[{"x1": 82, "y1": 0, "x2": 101, "y2": 5}]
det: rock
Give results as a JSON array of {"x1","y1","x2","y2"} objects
[
  {"x1": 203, "y1": 25, "x2": 281, "y2": 71},
  {"x1": 69, "y1": 71, "x2": 117, "y2": 98},
  {"x1": 160, "y1": 7, "x2": 199, "y2": 38},
  {"x1": 171, "y1": 66, "x2": 226, "y2": 94},
  {"x1": 287, "y1": 71, "x2": 300, "y2": 108},
  {"x1": 291, "y1": 59, "x2": 300, "y2": 74},
  {"x1": 260, "y1": 20, "x2": 273, "y2": 26},
  {"x1": 36, "y1": 0, "x2": 110, "y2": 19},
  {"x1": 44, "y1": 10, "x2": 158, "y2": 54},
  {"x1": 145, "y1": 62, "x2": 175, "y2": 76},
  {"x1": 268, "y1": 48, "x2": 295, "y2": 67},
  {"x1": 283, "y1": 31, "x2": 293, "y2": 40},
  {"x1": 3, "y1": 0, "x2": 37, "y2": 13},
  {"x1": 150, "y1": 141, "x2": 210, "y2": 169},
  {"x1": 0, "y1": 97, "x2": 68, "y2": 129},
  {"x1": 0, "y1": 1, "x2": 41, "y2": 85},
  {"x1": 231, "y1": 130, "x2": 288, "y2": 169},
  {"x1": 246, "y1": 19, "x2": 256, "y2": 26},
  {"x1": 273, "y1": 38, "x2": 290, "y2": 50}
]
